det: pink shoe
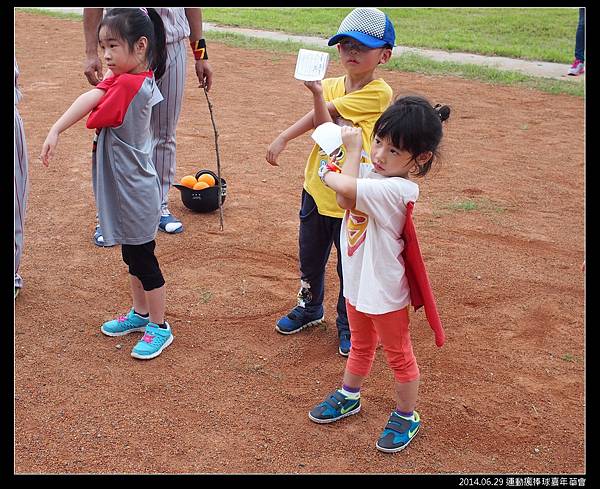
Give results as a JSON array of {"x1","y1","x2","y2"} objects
[{"x1": 568, "y1": 59, "x2": 585, "y2": 76}]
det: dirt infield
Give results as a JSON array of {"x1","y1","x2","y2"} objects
[{"x1": 14, "y1": 12, "x2": 585, "y2": 474}]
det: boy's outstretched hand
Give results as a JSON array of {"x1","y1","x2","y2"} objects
[
  {"x1": 340, "y1": 126, "x2": 363, "y2": 155},
  {"x1": 266, "y1": 135, "x2": 287, "y2": 166},
  {"x1": 304, "y1": 80, "x2": 323, "y2": 96},
  {"x1": 40, "y1": 130, "x2": 59, "y2": 167}
]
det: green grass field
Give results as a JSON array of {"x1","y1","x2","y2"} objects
[
  {"x1": 204, "y1": 7, "x2": 584, "y2": 97},
  {"x1": 203, "y1": 7, "x2": 578, "y2": 63},
  {"x1": 16, "y1": 7, "x2": 584, "y2": 97}
]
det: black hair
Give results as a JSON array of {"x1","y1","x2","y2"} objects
[
  {"x1": 373, "y1": 95, "x2": 451, "y2": 177},
  {"x1": 98, "y1": 8, "x2": 167, "y2": 80}
]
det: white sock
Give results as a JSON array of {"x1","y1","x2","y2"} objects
[
  {"x1": 395, "y1": 410, "x2": 415, "y2": 421},
  {"x1": 163, "y1": 221, "x2": 182, "y2": 233},
  {"x1": 339, "y1": 386, "x2": 360, "y2": 400}
]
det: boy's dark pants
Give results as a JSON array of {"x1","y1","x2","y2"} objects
[{"x1": 298, "y1": 189, "x2": 350, "y2": 338}]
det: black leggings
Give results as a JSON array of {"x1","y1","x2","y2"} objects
[{"x1": 121, "y1": 240, "x2": 165, "y2": 291}]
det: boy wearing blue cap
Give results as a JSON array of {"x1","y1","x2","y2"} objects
[{"x1": 266, "y1": 8, "x2": 395, "y2": 357}]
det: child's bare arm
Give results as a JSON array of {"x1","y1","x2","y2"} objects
[
  {"x1": 305, "y1": 80, "x2": 333, "y2": 127},
  {"x1": 40, "y1": 88, "x2": 105, "y2": 167},
  {"x1": 265, "y1": 85, "x2": 340, "y2": 166},
  {"x1": 266, "y1": 110, "x2": 315, "y2": 166},
  {"x1": 340, "y1": 126, "x2": 362, "y2": 178},
  {"x1": 326, "y1": 173, "x2": 357, "y2": 209}
]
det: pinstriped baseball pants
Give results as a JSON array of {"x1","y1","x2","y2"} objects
[
  {"x1": 14, "y1": 107, "x2": 28, "y2": 289},
  {"x1": 152, "y1": 39, "x2": 187, "y2": 212}
]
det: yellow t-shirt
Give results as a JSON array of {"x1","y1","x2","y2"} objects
[{"x1": 303, "y1": 76, "x2": 393, "y2": 218}]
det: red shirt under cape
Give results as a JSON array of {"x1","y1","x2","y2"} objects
[{"x1": 401, "y1": 201, "x2": 445, "y2": 347}]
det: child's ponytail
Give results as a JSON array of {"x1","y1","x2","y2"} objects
[
  {"x1": 434, "y1": 103, "x2": 451, "y2": 122},
  {"x1": 146, "y1": 8, "x2": 166, "y2": 81},
  {"x1": 373, "y1": 95, "x2": 451, "y2": 178},
  {"x1": 100, "y1": 8, "x2": 167, "y2": 81}
]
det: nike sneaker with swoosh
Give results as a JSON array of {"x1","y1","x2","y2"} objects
[
  {"x1": 376, "y1": 411, "x2": 421, "y2": 453},
  {"x1": 308, "y1": 389, "x2": 361, "y2": 423}
]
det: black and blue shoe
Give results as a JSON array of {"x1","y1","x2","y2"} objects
[
  {"x1": 93, "y1": 225, "x2": 114, "y2": 247},
  {"x1": 338, "y1": 333, "x2": 351, "y2": 357},
  {"x1": 275, "y1": 305, "x2": 324, "y2": 335},
  {"x1": 376, "y1": 411, "x2": 421, "y2": 453},
  {"x1": 308, "y1": 390, "x2": 361, "y2": 424},
  {"x1": 158, "y1": 213, "x2": 184, "y2": 234}
]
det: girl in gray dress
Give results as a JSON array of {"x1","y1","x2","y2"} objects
[{"x1": 41, "y1": 8, "x2": 174, "y2": 360}]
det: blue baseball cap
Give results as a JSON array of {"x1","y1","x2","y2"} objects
[{"x1": 328, "y1": 8, "x2": 396, "y2": 49}]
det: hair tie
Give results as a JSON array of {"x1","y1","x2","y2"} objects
[
  {"x1": 434, "y1": 103, "x2": 450, "y2": 122},
  {"x1": 139, "y1": 7, "x2": 149, "y2": 16}
]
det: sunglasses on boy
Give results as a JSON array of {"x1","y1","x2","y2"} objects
[
  {"x1": 338, "y1": 38, "x2": 374, "y2": 53},
  {"x1": 339, "y1": 37, "x2": 391, "y2": 53}
]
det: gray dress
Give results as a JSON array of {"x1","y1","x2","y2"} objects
[
  {"x1": 105, "y1": 8, "x2": 190, "y2": 211},
  {"x1": 87, "y1": 71, "x2": 164, "y2": 246}
]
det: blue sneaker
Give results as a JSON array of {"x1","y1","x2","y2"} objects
[
  {"x1": 275, "y1": 305, "x2": 324, "y2": 334},
  {"x1": 308, "y1": 390, "x2": 361, "y2": 424},
  {"x1": 338, "y1": 333, "x2": 351, "y2": 357},
  {"x1": 131, "y1": 322, "x2": 174, "y2": 360},
  {"x1": 93, "y1": 225, "x2": 114, "y2": 247},
  {"x1": 158, "y1": 213, "x2": 183, "y2": 234},
  {"x1": 101, "y1": 308, "x2": 149, "y2": 336},
  {"x1": 376, "y1": 411, "x2": 421, "y2": 453}
]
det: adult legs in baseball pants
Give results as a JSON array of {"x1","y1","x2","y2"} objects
[
  {"x1": 14, "y1": 107, "x2": 29, "y2": 298},
  {"x1": 154, "y1": 39, "x2": 187, "y2": 234}
]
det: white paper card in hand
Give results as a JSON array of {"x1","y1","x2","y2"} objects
[
  {"x1": 311, "y1": 122, "x2": 343, "y2": 155},
  {"x1": 294, "y1": 49, "x2": 329, "y2": 81}
]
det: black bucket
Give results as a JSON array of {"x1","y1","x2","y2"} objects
[{"x1": 173, "y1": 169, "x2": 227, "y2": 213}]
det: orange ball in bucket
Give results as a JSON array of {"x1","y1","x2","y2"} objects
[
  {"x1": 174, "y1": 169, "x2": 227, "y2": 213},
  {"x1": 193, "y1": 181, "x2": 210, "y2": 190},
  {"x1": 197, "y1": 173, "x2": 216, "y2": 187},
  {"x1": 180, "y1": 175, "x2": 197, "y2": 189}
]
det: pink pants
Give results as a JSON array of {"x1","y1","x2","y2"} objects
[{"x1": 345, "y1": 300, "x2": 420, "y2": 383}]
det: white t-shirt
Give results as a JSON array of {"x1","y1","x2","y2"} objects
[{"x1": 341, "y1": 165, "x2": 419, "y2": 315}]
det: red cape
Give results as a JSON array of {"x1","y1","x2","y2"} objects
[{"x1": 401, "y1": 201, "x2": 445, "y2": 347}]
